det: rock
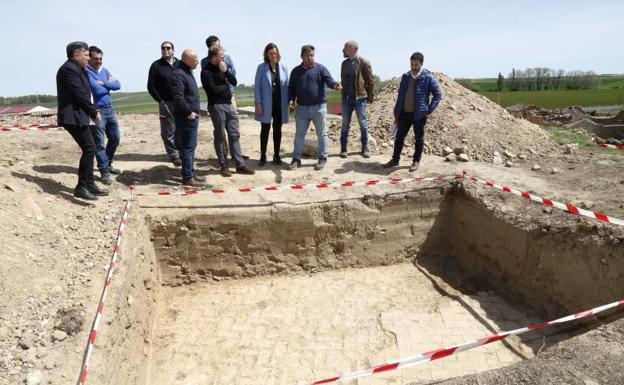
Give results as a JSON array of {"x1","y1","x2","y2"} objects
[
  {"x1": 564, "y1": 143, "x2": 579, "y2": 154},
  {"x1": 518, "y1": 154, "x2": 527, "y2": 160},
  {"x1": 452, "y1": 122, "x2": 462, "y2": 129},
  {"x1": 447, "y1": 104, "x2": 456, "y2": 111},
  {"x1": 52, "y1": 330, "x2": 67, "y2": 342},
  {"x1": 55, "y1": 306, "x2": 84, "y2": 336},
  {"x1": 458, "y1": 153, "x2": 470, "y2": 162},
  {"x1": 551, "y1": 167, "x2": 560, "y2": 174},
  {"x1": 445, "y1": 154, "x2": 457, "y2": 162},
  {"x1": 493, "y1": 154, "x2": 504, "y2": 165},
  {"x1": 127, "y1": 295, "x2": 134, "y2": 306},
  {"x1": 4, "y1": 184, "x2": 15, "y2": 191},
  {"x1": 503, "y1": 150, "x2": 515, "y2": 159},
  {"x1": 531, "y1": 164, "x2": 541, "y2": 171},
  {"x1": 543, "y1": 207, "x2": 553, "y2": 214},
  {"x1": 461, "y1": 138, "x2": 469, "y2": 143},
  {"x1": 580, "y1": 201, "x2": 595, "y2": 209},
  {"x1": 25, "y1": 370, "x2": 44, "y2": 385},
  {"x1": 442, "y1": 146, "x2": 454, "y2": 156},
  {"x1": 302, "y1": 139, "x2": 318, "y2": 156},
  {"x1": 453, "y1": 147, "x2": 464, "y2": 155},
  {"x1": 381, "y1": 142, "x2": 389, "y2": 148},
  {"x1": 505, "y1": 161, "x2": 514, "y2": 167},
  {"x1": 19, "y1": 332, "x2": 36, "y2": 350}
]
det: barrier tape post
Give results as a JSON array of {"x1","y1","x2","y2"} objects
[
  {"x1": 303, "y1": 298, "x2": 624, "y2": 385},
  {"x1": 76, "y1": 189, "x2": 133, "y2": 385}
]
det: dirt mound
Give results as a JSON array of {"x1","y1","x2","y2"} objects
[
  {"x1": 0, "y1": 113, "x2": 57, "y2": 126},
  {"x1": 331, "y1": 73, "x2": 559, "y2": 161}
]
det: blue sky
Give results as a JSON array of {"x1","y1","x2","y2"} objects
[{"x1": 1, "y1": 0, "x2": 622, "y2": 96}]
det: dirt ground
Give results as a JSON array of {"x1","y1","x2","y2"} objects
[{"x1": 1, "y1": 97, "x2": 624, "y2": 385}]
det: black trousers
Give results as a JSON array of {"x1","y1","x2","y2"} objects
[
  {"x1": 260, "y1": 106, "x2": 283, "y2": 158},
  {"x1": 64, "y1": 124, "x2": 96, "y2": 188}
]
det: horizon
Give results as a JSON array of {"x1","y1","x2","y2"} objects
[{"x1": 1, "y1": 0, "x2": 623, "y2": 97}]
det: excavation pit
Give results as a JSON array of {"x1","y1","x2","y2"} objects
[{"x1": 90, "y1": 184, "x2": 624, "y2": 385}]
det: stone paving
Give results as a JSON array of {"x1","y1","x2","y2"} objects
[{"x1": 148, "y1": 263, "x2": 539, "y2": 385}]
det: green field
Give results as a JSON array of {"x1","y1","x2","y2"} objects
[{"x1": 481, "y1": 88, "x2": 624, "y2": 108}]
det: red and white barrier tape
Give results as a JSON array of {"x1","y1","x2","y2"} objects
[
  {"x1": 133, "y1": 175, "x2": 465, "y2": 196},
  {"x1": 595, "y1": 143, "x2": 624, "y2": 150},
  {"x1": 76, "y1": 191, "x2": 133, "y2": 385},
  {"x1": 1, "y1": 123, "x2": 61, "y2": 132},
  {"x1": 304, "y1": 298, "x2": 624, "y2": 385},
  {"x1": 465, "y1": 175, "x2": 624, "y2": 226}
]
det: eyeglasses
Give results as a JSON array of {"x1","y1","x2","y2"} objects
[{"x1": 161, "y1": 46, "x2": 172, "y2": 50}]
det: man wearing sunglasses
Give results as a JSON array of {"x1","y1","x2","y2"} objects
[{"x1": 148, "y1": 41, "x2": 182, "y2": 167}]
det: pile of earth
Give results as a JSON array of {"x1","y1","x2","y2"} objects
[
  {"x1": 0, "y1": 113, "x2": 57, "y2": 126},
  {"x1": 330, "y1": 73, "x2": 559, "y2": 162}
]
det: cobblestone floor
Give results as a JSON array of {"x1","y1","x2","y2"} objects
[{"x1": 148, "y1": 263, "x2": 539, "y2": 385}]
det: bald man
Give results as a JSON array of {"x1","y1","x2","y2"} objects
[{"x1": 171, "y1": 49, "x2": 204, "y2": 185}]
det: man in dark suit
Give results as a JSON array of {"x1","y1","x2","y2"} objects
[
  {"x1": 170, "y1": 49, "x2": 204, "y2": 186},
  {"x1": 56, "y1": 41, "x2": 109, "y2": 200}
]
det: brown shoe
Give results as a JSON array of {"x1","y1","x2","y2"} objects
[
  {"x1": 172, "y1": 158, "x2": 182, "y2": 167},
  {"x1": 182, "y1": 178, "x2": 197, "y2": 186},
  {"x1": 220, "y1": 167, "x2": 233, "y2": 177},
  {"x1": 236, "y1": 165, "x2": 256, "y2": 175}
]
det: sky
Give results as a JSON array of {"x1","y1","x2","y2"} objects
[{"x1": 0, "y1": 0, "x2": 623, "y2": 97}]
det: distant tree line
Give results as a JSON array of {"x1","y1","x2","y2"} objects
[
  {"x1": 0, "y1": 95, "x2": 56, "y2": 106},
  {"x1": 506, "y1": 68, "x2": 598, "y2": 91}
]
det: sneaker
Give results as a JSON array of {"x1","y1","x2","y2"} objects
[
  {"x1": 289, "y1": 159, "x2": 301, "y2": 170},
  {"x1": 87, "y1": 184, "x2": 109, "y2": 196},
  {"x1": 409, "y1": 161, "x2": 420, "y2": 172},
  {"x1": 182, "y1": 178, "x2": 197, "y2": 186},
  {"x1": 74, "y1": 186, "x2": 98, "y2": 201},
  {"x1": 100, "y1": 172, "x2": 113, "y2": 185},
  {"x1": 220, "y1": 167, "x2": 233, "y2": 177},
  {"x1": 172, "y1": 158, "x2": 182, "y2": 167},
  {"x1": 108, "y1": 167, "x2": 122, "y2": 175},
  {"x1": 362, "y1": 148, "x2": 370, "y2": 158},
  {"x1": 259, "y1": 157, "x2": 267, "y2": 167},
  {"x1": 314, "y1": 158, "x2": 327, "y2": 170},
  {"x1": 236, "y1": 165, "x2": 256, "y2": 175},
  {"x1": 382, "y1": 159, "x2": 399, "y2": 168},
  {"x1": 340, "y1": 151, "x2": 348, "y2": 158},
  {"x1": 272, "y1": 155, "x2": 283, "y2": 165}
]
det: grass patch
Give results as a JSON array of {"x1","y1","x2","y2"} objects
[{"x1": 482, "y1": 88, "x2": 624, "y2": 108}]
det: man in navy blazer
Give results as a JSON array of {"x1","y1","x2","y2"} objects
[
  {"x1": 171, "y1": 49, "x2": 204, "y2": 186},
  {"x1": 383, "y1": 52, "x2": 442, "y2": 172},
  {"x1": 56, "y1": 41, "x2": 109, "y2": 201}
]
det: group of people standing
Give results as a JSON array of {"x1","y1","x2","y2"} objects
[{"x1": 56, "y1": 37, "x2": 442, "y2": 200}]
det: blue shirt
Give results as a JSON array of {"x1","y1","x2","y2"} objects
[
  {"x1": 86, "y1": 66, "x2": 121, "y2": 108},
  {"x1": 288, "y1": 63, "x2": 337, "y2": 106},
  {"x1": 201, "y1": 54, "x2": 236, "y2": 94}
]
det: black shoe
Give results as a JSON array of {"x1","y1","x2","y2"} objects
[
  {"x1": 314, "y1": 158, "x2": 327, "y2": 170},
  {"x1": 100, "y1": 172, "x2": 112, "y2": 185},
  {"x1": 259, "y1": 157, "x2": 267, "y2": 167},
  {"x1": 289, "y1": 159, "x2": 301, "y2": 170},
  {"x1": 74, "y1": 186, "x2": 98, "y2": 201},
  {"x1": 272, "y1": 155, "x2": 282, "y2": 165},
  {"x1": 340, "y1": 150, "x2": 348, "y2": 158},
  {"x1": 87, "y1": 184, "x2": 109, "y2": 196},
  {"x1": 382, "y1": 159, "x2": 399, "y2": 168},
  {"x1": 108, "y1": 167, "x2": 122, "y2": 175},
  {"x1": 362, "y1": 148, "x2": 370, "y2": 158}
]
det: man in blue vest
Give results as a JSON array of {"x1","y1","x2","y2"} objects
[
  {"x1": 383, "y1": 52, "x2": 442, "y2": 172},
  {"x1": 86, "y1": 46, "x2": 121, "y2": 185}
]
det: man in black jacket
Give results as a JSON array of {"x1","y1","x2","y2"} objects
[
  {"x1": 201, "y1": 45, "x2": 254, "y2": 177},
  {"x1": 56, "y1": 41, "x2": 109, "y2": 201},
  {"x1": 171, "y1": 49, "x2": 204, "y2": 186},
  {"x1": 147, "y1": 41, "x2": 182, "y2": 166}
]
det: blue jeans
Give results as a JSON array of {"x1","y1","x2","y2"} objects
[
  {"x1": 90, "y1": 106, "x2": 120, "y2": 173},
  {"x1": 293, "y1": 103, "x2": 328, "y2": 160},
  {"x1": 392, "y1": 113, "x2": 427, "y2": 162},
  {"x1": 174, "y1": 114, "x2": 199, "y2": 180},
  {"x1": 340, "y1": 96, "x2": 369, "y2": 151}
]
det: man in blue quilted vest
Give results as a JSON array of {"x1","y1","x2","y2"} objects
[{"x1": 383, "y1": 52, "x2": 442, "y2": 172}]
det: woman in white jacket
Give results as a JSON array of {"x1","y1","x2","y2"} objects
[{"x1": 254, "y1": 43, "x2": 289, "y2": 166}]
